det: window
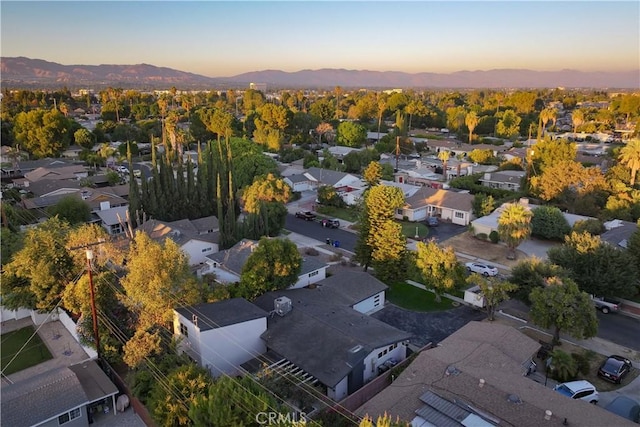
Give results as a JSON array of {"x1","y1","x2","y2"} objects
[
  {"x1": 180, "y1": 323, "x2": 189, "y2": 337},
  {"x1": 455, "y1": 212, "x2": 464, "y2": 219},
  {"x1": 201, "y1": 247, "x2": 212, "y2": 253},
  {"x1": 308, "y1": 271, "x2": 319, "y2": 278},
  {"x1": 58, "y1": 408, "x2": 81, "y2": 425}
]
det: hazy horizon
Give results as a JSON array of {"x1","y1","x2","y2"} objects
[{"x1": 2, "y1": 1, "x2": 638, "y2": 78}]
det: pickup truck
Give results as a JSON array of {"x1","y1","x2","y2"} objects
[
  {"x1": 591, "y1": 295, "x2": 621, "y2": 314},
  {"x1": 295, "y1": 211, "x2": 317, "y2": 221}
]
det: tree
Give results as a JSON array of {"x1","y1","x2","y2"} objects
[
  {"x1": 437, "y1": 150, "x2": 450, "y2": 181},
  {"x1": 472, "y1": 194, "x2": 495, "y2": 217},
  {"x1": 468, "y1": 273, "x2": 518, "y2": 321},
  {"x1": 13, "y1": 108, "x2": 72, "y2": 157},
  {"x1": 337, "y1": 121, "x2": 367, "y2": 147},
  {"x1": 415, "y1": 240, "x2": 466, "y2": 302},
  {"x1": 149, "y1": 364, "x2": 213, "y2": 427},
  {"x1": 369, "y1": 220, "x2": 407, "y2": 283},
  {"x1": 531, "y1": 206, "x2": 571, "y2": 241},
  {"x1": 497, "y1": 203, "x2": 532, "y2": 259},
  {"x1": 618, "y1": 139, "x2": 640, "y2": 186},
  {"x1": 495, "y1": 109, "x2": 521, "y2": 139},
  {"x1": 3, "y1": 217, "x2": 75, "y2": 310},
  {"x1": 239, "y1": 237, "x2": 302, "y2": 299},
  {"x1": 529, "y1": 277, "x2": 598, "y2": 346},
  {"x1": 548, "y1": 348, "x2": 578, "y2": 382},
  {"x1": 315, "y1": 122, "x2": 334, "y2": 147},
  {"x1": 571, "y1": 109, "x2": 585, "y2": 133},
  {"x1": 539, "y1": 107, "x2": 555, "y2": 136},
  {"x1": 531, "y1": 137, "x2": 577, "y2": 173},
  {"x1": 241, "y1": 173, "x2": 291, "y2": 238},
  {"x1": 363, "y1": 161, "x2": 382, "y2": 188},
  {"x1": 0, "y1": 227, "x2": 22, "y2": 266},
  {"x1": 74, "y1": 128, "x2": 95, "y2": 148},
  {"x1": 509, "y1": 258, "x2": 569, "y2": 304},
  {"x1": 465, "y1": 111, "x2": 479, "y2": 144},
  {"x1": 468, "y1": 149, "x2": 493, "y2": 164},
  {"x1": 121, "y1": 231, "x2": 203, "y2": 331},
  {"x1": 548, "y1": 231, "x2": 639, "y2": 299},
  {"x1": 47, "y1": 195, "x2": 91, "y2": 225},
  {"x1": 531, "y1": 160, "x2": 608, "y2": 203}
]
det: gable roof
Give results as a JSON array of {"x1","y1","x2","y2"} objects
[
  {"x1": 253, "y1": 288, "x2": 410, "y2": 387},
  {"x1": 96, "y1": 205, "x2": 130, "y2": 226},
  {"x1": 137, "y1": 217, "x2": 219, "y2": 246},
  {"x1": 601, "y1": 220, "x2": 638, "y2": 249},
  {"x1": 175, "y1": 298, "x2": 268, "y2": 331},
  {"x1": 306, "y1": 167, "x2": 357, "y2": 187},
  {"x1": 1, "y1": 360, "x2": 117, "y2": 427},
  {"x1": 24, "y1": 165, "x2": 87, "y2": 182},
  {"x1": 23, "y1": 179, "x2": 82, "y2": 197},
  {"x1": 356, "y1": 321, "x2": 633, "y2": 427},
  {"x1": 479, "y1": 170, "x2": 526, "y2": 184},
  {"x1": 206, "y1": 239, "x2": 259, "y2": 275},
  {"x1": 405, "y1": 186, "x2": 473, "y2": 212},
  {"x1": 313, "y1": 271, "x2": 388, "y2": 306}
]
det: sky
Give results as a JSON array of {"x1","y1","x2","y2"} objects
[{"x1": 1, "y1": 1, "x2": 638, "y2": 77}]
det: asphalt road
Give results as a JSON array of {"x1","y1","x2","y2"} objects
[
  {"x1": 597, "y1": 311, "x2": 640, "y2": 351},
  {"x1": 285, "y1": 214, "x2": 357, "y2": 252}
]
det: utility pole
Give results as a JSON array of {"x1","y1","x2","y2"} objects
[
  {"x1": 85, "y1": 250, "x2": 101, "y2": 361},
  {"x1": 395, "y1": 136, "x2": 400, "y2": 172}
]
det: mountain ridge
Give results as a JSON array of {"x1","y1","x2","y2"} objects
[{"x1": 1, "y1": 57, "x2": 638, "y2": 89}]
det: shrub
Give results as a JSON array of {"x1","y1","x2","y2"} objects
[
  {"x1": 304, "y1": 247, "x2": 319, "y2": 256},
  {"x1": 549, "y1": 349, "x2": 578, "y2": 382},
  {"x1": 531, "y1": 206, "x2": 571, "y2": 241},
  {"x1": 571, "y1": 352, "x2": 592, "y2": 376},
  {"x1": 489, "y1": 230, "x2": 499, "y2": 243},
  {"x1": 476, "y1": 233, "x2": 488, "y2": 241},
  {"x1": 572, "y1": 219, "x2": 605, "y2": 235}
]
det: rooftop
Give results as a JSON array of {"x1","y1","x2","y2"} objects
[{"x1": 175, "y1": 298, "x2": 268, "y2": 331}]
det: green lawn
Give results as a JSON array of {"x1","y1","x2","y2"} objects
[
  {"x1": 1, "y1": 326, "x2": 53, "y2": 375},
  {"x1": 316, "y1": 205, "x2": 360, "y2": 223},
  {"x1": 399, "y1": 221, "x2": 429, "y2": 240},
  {"x1": 386, "y1": 282, "x2": 455, "y2": 311}
]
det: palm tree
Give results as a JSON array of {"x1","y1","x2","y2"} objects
[
  {"x1": 465, "y1": 111, "x2": 479, "y2": 144},
  {"x1": 438, "y1": 150, "x2": 450, "y2": 181},
  {"x1": 571, "y1": 109, "x2": 585, "y2": 134},
  {"x1": 619, "y1": 139, "x2": 640, "y2": 186},
  {"x1": 497, "y1": 202, "x2": 532, "y2": 259},
  {"x1": 540, "y1": 107, "x2": 555, "y2": 136}
]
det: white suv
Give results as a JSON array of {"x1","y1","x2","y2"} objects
[{"x1": 553, "y1": 380, "x2": 599, "y2": 404}]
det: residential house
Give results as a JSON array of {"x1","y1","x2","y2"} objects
[
  {"x1": 283, "y1": 173, "x2": 315, "y2": 193},
  {"x1": 252, "y1": 275, "x2": 410, "y2": 401},
  {"x1": 471, "y1": 199, "x2": 595, "y2": 238},
  {"x1": 96, "y1": 206, "x2": 130, "y2": 236},
  {"x1": 317, "y1": 146, "x2": 363, "y2": 164},
  {"x1": 3, "y1": 158, "x2": 74, "y2": 176},
  {"x1": 24, "y1": 165, "x2": 88, "y2": 183},
  {"x1": 137, "y1": 216, "x2": 219, "y2": 266},
  {"x1": 1, "y1": 360, "x2": 119, "y2": 427},
  {"x1": 601, "y1": 219, "x2": 639, "y2": 249},
  {"x1": 173, "y1": 298, "x2": 268, "y2": 377},
  {"x1": 305, "y1": 167, "x2": 361, "y2": 190},
  {"x1": 479, "y1": 170, "x2": 526, "y2": 192},
  {"x1": 356, "y1": 321, "x2": 634, "y2": 427},
  {"x1": 200, "y1": 239, "x2": 328, "y2": 288},
  {"x1": 61, "y1": 145, "x2": 84, "y2": 160},
  {"x1": 400, "y1": 186, "x2": 474, "y2": 226},
  {"x1": 340, "y1": 179, "x2": 422, "y2": 207}
]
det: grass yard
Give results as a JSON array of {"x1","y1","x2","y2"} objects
[
  {"x1": 386, "y1": 282, "x2": 456, "y2": 312},
  {"x1": 316, "y1": 205, "x2": 360, "y2": 223},
  {"x1": 400, "y1": 221, "x2": 429, "y2": 240},
  {"x1": 1, "y1": 325, "x2": 53, "y2": 375}
]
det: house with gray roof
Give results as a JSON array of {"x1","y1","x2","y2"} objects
[
  {"x1": 201, "y1": 238, "x2": 328, "y2": 288},
  {"x1": 479, "y1": 170, "x2": 526, "y2": 192},
  {"x1": 601, "y1": 219, "x2": 638, "y2": 249},
  {"x1": 252, "y1": 281, "x2": 411, "y2": 401},
  {"x1": 173, "y1": 298, "x2": 268, "y2": 378},
  {"x1": 401, "y1": 186, "x2": 474, "y2": 226},
  {"x1": 1, "y1": 360, "x2": 119, "y2": 427},
  {"x1": 305, "y1": 167, "x2": 360, "y2": 189},
  {"x1": 356, "y1": 321, "x2": 635, "y2": 427},
  {"x1": 136, "y1": 216, "x2": 220, "y2": 265},
  {"x1": 283, "y1": 173, "x2": 316, "y2": 192}
]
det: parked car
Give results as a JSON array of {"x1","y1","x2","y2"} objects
[
  {"x1": 591, "y1": 295, "x2": 621, "y2": 314},
  {"x1": 604, "y1": 396, "x2": 640, "y2": 423},
  {"x1": 598, "y1": 355, "x2": 633, "y2": 384},
  {"x1": 118, "y1": 165, "x2": 128, "y2": 174},
  {"x1": 426, "y1": 217, "x2": 439, "y2": 227},
  {"x1": 295, "y1": 211, "x2": 317, "y2": 221},
  {"x1": 553, "y1": 380, "x2": 599, "y2": 404},
  {"x1": 465, "y1": 262, "x2": 498, "y2": 277},
  {"x1": 321, "y1": 218, "x2": 340, "y2": 228}
]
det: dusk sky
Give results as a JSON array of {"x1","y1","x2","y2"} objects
[{"x1": 1, "y1": 1, "x2": 638, "y2": 77}]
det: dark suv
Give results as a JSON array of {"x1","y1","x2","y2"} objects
[
  {"x1": 598, "y1": 355, "x2": 633, "y2": 384},
  {"x1": 322, "y1": 218, "x2": 340, "y2": 228}
]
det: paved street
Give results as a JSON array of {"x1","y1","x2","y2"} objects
[{"x1": 285, "y1": 213, "x2": 357, "y2": 252}]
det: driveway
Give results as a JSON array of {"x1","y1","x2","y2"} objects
[
  {"x1": 372, "y1": 303, "x2": 485, "y2": 348},
  {"x1": 425, "y1": 222, "x2": 466, "y2": 243}
]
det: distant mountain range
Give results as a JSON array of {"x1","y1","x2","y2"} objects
[{"x1": 1, "y1": 57, "x2": 638, "y2": 89}]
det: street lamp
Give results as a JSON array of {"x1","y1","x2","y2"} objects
[{"x1": 85, "y1": 250, "x2": 101, "y2": 360}]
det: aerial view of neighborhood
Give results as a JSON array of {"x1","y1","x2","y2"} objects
[{"x1": 1, "y1": 1, "x2": 639, "y2": 426}]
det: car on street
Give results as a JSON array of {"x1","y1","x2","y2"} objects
[
  {"x1": 598, "y1": 355, "x2": 633, "y2": 384},
  {"x1": 118, "y1": 165, "x2": 128, "y2": 174},
  {"x1": 465, "y1": 262, "x2": 498, "y2": 277},
  {"x1": 426, "y1": 217, "x2": 439, "y2": 227},
  {"x1": 553, "y1": 380, "x2": 599, "y2": 404},
  {"x1": 295, "y1": 211, "x2": 317, "y2": 221},
  {"x1": 321, "y1": 218, "x2": 340, "y2": 228},
  {"x1": 591, "y1": 295, "x2": 621, "y2": 314},
  {"x1": 604, "y1": 396, "x2": 640, "y2": 423}
]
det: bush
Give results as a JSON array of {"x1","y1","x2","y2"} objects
[
  {"x1": 476, "y1": 233, "x2": 488, "y2": 241},
  {"x1": 572, "y1": 219, "x2": 605, "y2": 235},
  {"x1": 489, "y1": 230, "x2": 499, "y2": 243},
  {"x1": 571, "y1": 351, "x2": 593, "y2": 376},
  {"x1": 531, "y1": 206, "x2": 571, "y2": 241},
  {"x1": 304, "y1": 247, "x2": 319, "y2": 256}
]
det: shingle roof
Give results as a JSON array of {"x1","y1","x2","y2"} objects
[
  {"x1": 405, "y1": 186, "x2": 473, "y2": 212},
  {"x1": 306, "y1": 167, "x2": 355, "y2": 186},
  {"x1": 24, "y1": 180, "x2": 82, "y2": 197},
  {"x1": 1, "y1": 360, "x2": 118, "y2": 427},
  {"x1": 175, "y1": 298, "x2": 268, "y2": 331},
  {"x1": 356, "y1": 321, "x2": 634, "y2": 427},
  {"x1": 96, "y1": 206, "x2": 130, "y2": 226},
  {"x1": 314, "y1": 271, "x2": 388, "y2": 306},
  {"x1": 206, "y1": 239, "x2": 259, "y2": 275},
  {"x1": 299, "y1": 256, "x2": 329, "y2": 276},
  {"x1": 25, "y1": 165, "x2": 87, "y2": 182},
  {"x1": 253, "y1": 289, "x2": 410, "y2": 387},
  {"x1": 601, "y1": 220, "x2": 638, "y2": 249},
  {"x1": 137, "y1": 217, "x2": 219, "y2": 246},
  {"x1": 479, "y1": 170, "x2": 526, "y2": 184}
]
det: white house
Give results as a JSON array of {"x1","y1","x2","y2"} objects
[
  {"x1": 305, "y1": 167, "x2": 361, "y2": 190},
  {"x1": 200, "y1": 239, "x2": 328, "y2": 287},
  {"x1": 137, "y1": 216, "x2": 219, "y2": 266},
  {"x1": 479, "y1": 170, "x2": 526, "y2": 192},
  {"x1": 96, "y1": 205, "x2": 130, "y2": 236},
  {"x1": 173, "y1": 299, "x2": 268, "y2": 377},
  {"x1": 400, "y1": 186, "x2": 474, "y2": 226},
  {"x1": 283, "y1": 174, "x2": 315, "y2": 192}
]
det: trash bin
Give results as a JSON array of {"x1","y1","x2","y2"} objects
[{"x1": 334, "y1": 240, "x2": 340, "y2": 248}]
